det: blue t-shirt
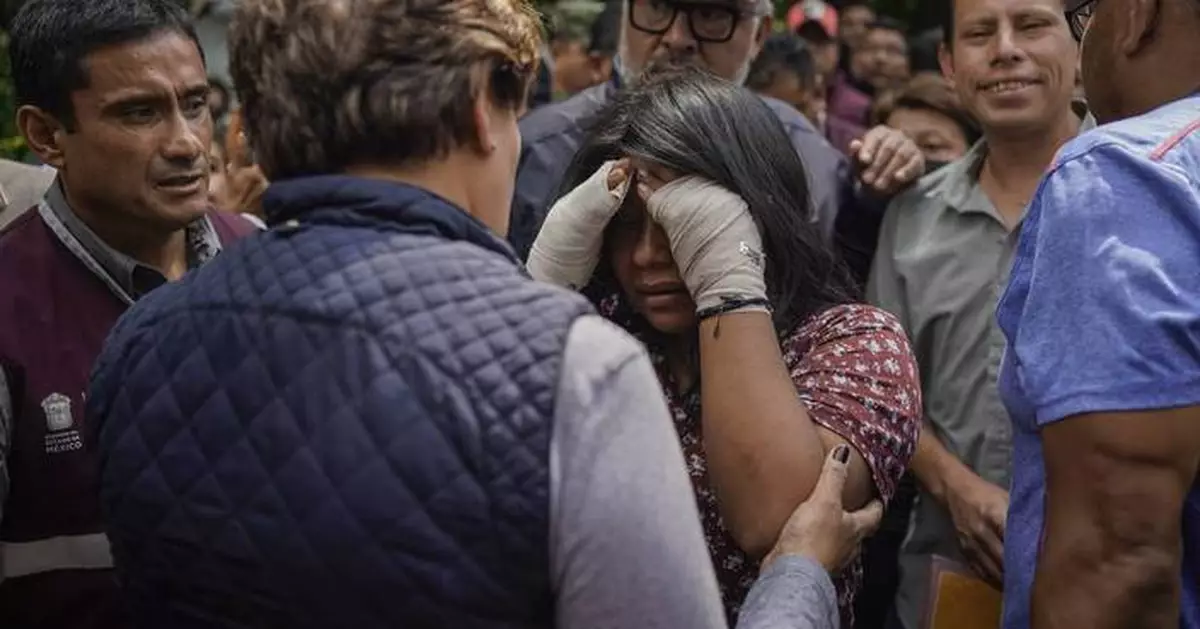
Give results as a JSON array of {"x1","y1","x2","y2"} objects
[{"x1": 997, "y1": 93, "x2": 1200, "y2": 629}]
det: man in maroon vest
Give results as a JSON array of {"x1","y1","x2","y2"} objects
[{"x1": 0, "y1": 0, "x2": 257, "y2": 626}]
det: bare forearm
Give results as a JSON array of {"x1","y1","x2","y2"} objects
[
  {"x1": 1033, "y1": 535, "x2": 1179, "y2": 629},
  {"x1": 910, "y1": 422, "x2": 973, "y2": 503},
  {"x1": 698, "y1": 312, "x2": 830, "y2": 557}
]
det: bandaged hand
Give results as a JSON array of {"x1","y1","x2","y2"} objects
[
  {"x1": 527, "y1": 160, "x2": 630, "y2": 290},
  {"x1": 641, "y1": 176, "x2": 768, "y2": 315}
]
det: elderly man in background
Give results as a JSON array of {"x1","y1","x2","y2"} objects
[
  {"x1": 511, "y1": 0, "x2": 925, "y2": 285},
  {"x1": 545, "y1": 1, "x2": 610, "y2": 99}
]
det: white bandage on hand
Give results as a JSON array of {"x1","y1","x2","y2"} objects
[
  {"x1": 644, "y1": 176, "x2": 769, "y2": 314},
  {"x1": 527, "y1": 161, "x2": 630, "y2": 290}
]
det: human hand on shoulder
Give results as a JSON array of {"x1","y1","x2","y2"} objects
[
  {"x1": 762, "y1": 445, "x2": 884, "y2": 574},
  {"x1": 850, "y1": 126, "x2": 925, "y2": 197}
]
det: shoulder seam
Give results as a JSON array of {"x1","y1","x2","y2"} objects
[
  {"x1": 1150, "y1": 116, "x2": 1200, "y2": 162},
  {"x1": 1047, "y1": 137, "x2": 1128, "y2": 179}
]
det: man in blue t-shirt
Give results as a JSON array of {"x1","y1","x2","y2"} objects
[{"x1": 996, "y1": 0, "x2": 1200, "y2": 627}]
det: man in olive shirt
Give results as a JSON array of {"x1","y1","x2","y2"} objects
[{"x1": 866, "y1": 0, "x2": 1093, "y2": 626}]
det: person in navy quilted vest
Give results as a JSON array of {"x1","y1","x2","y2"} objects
[
  {"x1": 0, "y1": 1, "x2": 258, "y2": 627},
  {"x1": 85, "y1": 1, "x2": 884, "y2": 628}
]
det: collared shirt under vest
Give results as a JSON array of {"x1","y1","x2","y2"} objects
[{"x1": 0, "y1": 180, "x2": 256, "y2": 629}]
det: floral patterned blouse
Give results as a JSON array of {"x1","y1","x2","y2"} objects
[{"x1": 599, "y1": 298, "x2": 922, "y2": 626}]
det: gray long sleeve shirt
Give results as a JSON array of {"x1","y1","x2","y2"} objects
[{"x1": 551, "y1": 315, "x2": 839, "y2": 629}]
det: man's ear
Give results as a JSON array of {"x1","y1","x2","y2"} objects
[
  {"x1": 1118, "y1": 0, "x2": 1163, "y2": 57},
  {"x1": 938, "y1": 42, "x2": 955, "y2": 87},
  {"x1": 18, "y1": 105, "x2": 67, "y2": 169},
  {"x1": 589, "y1": 53, "x2": 614, "y2": 84},
  {"x1": 471, "y1": 90, "x2": 498, "y2": 156},
  {"x1": 751, "y1": 15, "x2": 773, "y2": 56}
]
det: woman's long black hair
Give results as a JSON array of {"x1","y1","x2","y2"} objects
[{"x1": 560, "y1": 64, "x2": 857, "y2": 336}]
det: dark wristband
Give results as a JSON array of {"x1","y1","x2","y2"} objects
[{"x1": 696, "y1": 296, "x2": 772, "y2": 321}]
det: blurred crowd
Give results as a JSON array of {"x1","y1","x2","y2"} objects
[{"x1": 0, "y1": 1, "x2": 1198, "y2": 629}]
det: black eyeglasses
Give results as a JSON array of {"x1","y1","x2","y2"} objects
[
  {"x1": 1065, "y1": 0, "x2": 1098, "y2": 41},
  {"x1": 628, "y1": 0, "x2": 754, "y2": 44}
]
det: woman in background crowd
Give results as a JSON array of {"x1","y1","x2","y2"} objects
[
  {"x1": 207, "y1": 76, "x2": 233, "y2": 125},
  {"x1": 208, "y1": 108, "x2": 268, "y2": 223},
  {"x1": 528, "y1": 66, "x2": 922, "y2": 627},
  {"x1": 872, "y1": 72, "x2": 980, "y2": 169},
  {"x1": 746, "y1": 34, "x2": 827, "y2": 134}
]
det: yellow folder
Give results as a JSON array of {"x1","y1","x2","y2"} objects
[{"x1": 922, "y1": 556, "x2": 1003, "y2": 629}]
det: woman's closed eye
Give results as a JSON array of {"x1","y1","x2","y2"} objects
[{"x1": 632, "y1": 161, "x2": 680, "y2": 192}]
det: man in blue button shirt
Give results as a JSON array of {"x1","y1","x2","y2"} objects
[{"x1": 996, "y1": 0, "x2": 1200, "y2": 627}]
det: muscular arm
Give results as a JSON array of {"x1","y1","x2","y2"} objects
[
  {"x1": 1034, "y1": 407, "x2": 1200, "y2": 629},
  {"x1": 698, "y1": 312, "x2": 875, "y2": 558}
]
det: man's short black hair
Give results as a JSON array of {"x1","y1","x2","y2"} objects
[
  {"x1": 10, "y1": 0, "x2": 203, "y2": 125},
  {"x1": 588, "y1": 0, "x2": 622, "y2": 56},
  {"x1": 909, "y1": 27, "x2": 945, "y2": 72},
  {"x1": 746, "y1": 33, "x2": 819, "y2": 92},
  {"x1": 942, "y1": 0, "x2": 956, "y2": 46},
  {"x1": 796, "y1": 21, "x2": 836, "y2": 45},
  {"x1": 868, "y1": 16, "x2": 910, "y2": 37},
  {"x1": 940, "y1": 0, "x2": 1075, "y2": 47}
]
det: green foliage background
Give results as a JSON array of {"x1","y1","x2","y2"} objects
[
  {"x1": 532, "y1": 0, "x2": 940, "y2": 30},
  {"x1": 0, "y1": 30, "x2": 26, "y2": 162},
  {"x1": 770, "y1": 0, "x2": 932, "y2": 24}
]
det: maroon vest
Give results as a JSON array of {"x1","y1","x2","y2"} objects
[{"x1": 0, "y1": 208, "x2": 254, "y2": 629}]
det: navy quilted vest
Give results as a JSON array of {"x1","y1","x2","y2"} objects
[{"x1": 87, "y1": 177, "x2": 593, "y2": 629}]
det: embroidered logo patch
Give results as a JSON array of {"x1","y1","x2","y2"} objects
[
  {"x1": 739, "y1": 241, "x2": 765, "y2": 269},
  {"x1": 41, "y1": 393, "x2": 83, "y2": 455},
  {"x1": 41, "y1": 392, "x2": 73, "y2": 432}
]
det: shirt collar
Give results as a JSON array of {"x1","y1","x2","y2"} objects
[
  {"x1": 1074, "y1": 99, "x2": 1099, "y2": 132},
  {"x1": 930, "y1": 99, "x2": 1096, "y2": 215},
  {"x1": 927, "y1": 139, "x2": 991, "y2": 215},
  {"x1": 43, "y1": 177, "x2": 222, "y2": 300},
  {"x1": 0, "y1": 180, "x2": 12, "y2": 214}
]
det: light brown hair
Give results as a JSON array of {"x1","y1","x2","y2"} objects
[
  {"x1": 228, "y1": 0, "x2": 541, "y2": 179},
  {"x1": 871, "y1": 71, "x2": 982, "y2": 145}
]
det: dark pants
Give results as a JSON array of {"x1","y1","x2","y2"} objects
[{"x1": 854, "y1": 473, "x2": 918, "y2": 629}]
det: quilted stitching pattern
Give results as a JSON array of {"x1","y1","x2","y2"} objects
[{"x1": 88, "y1": 182, "x2": 592, "y2": 629}]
